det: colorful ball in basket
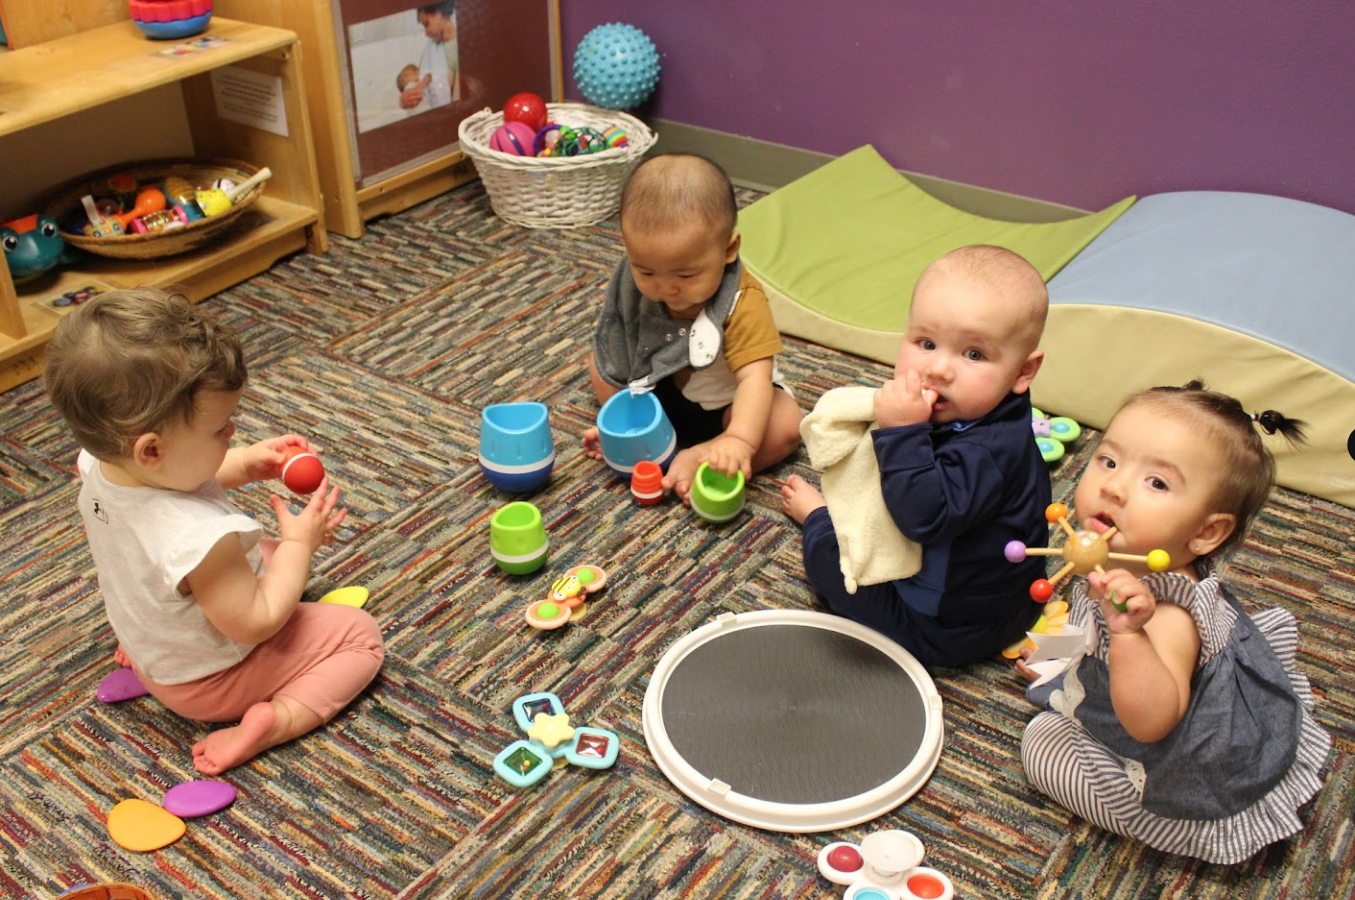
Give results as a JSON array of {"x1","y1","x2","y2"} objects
[
  {"x1": 690, "y1": 463, "x2": 746, "y2": 524},
  {"x1": 597, "y1": 390, "x2": 676, "y2": 479},
  {"x1": 600, "y1": 126, "x2": 629, "y2": 149},
  {"x1": 489, "y1": 121, "x2": 537, "y2": 156},
  {"x1": 490, "y1": 501, "x2": 549, "y2": 575},
  {"x1": 503, "y1": 92, "x2": 549, "y2": 132},
  {"x1": 129, "y1": 0, "x2": 214, "y2": 40},
  {"x1": 572, "y1": 23, "x2": 662, "y2": 111},
  {"x1": 479, "y1": 402, "x2": 555, "y2": 493}
]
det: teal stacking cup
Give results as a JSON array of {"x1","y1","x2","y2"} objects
[
  {"x1": 597, "y1": 389, "x2": 677, "y2": 479},
  {"x1": 689, "y1": 462, "x2": 746, "y2": 524},
  {"x1": 490, "y1": 501, "x2": 549, "y2": 574}
]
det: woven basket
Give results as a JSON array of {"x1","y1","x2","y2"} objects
[
  {"x1": 458, "y1": 102, "x2": 656, "y2": 228},
  {"x1": 42, "y1": 159, "x2": 266, "y2": 260}
]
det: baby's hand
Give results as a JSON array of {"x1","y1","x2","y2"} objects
[
  {"x1": 1088, "y1": 568, "x2": 1156, "y2": 634},
  {"x1": 874, "y1": 369, "x2": 937, "y2": 428},
  {"x1": 269, "y1": 479, "x2": 347, "y2": 554},
  {"x1": 1012, "y1": 645, "x2": 1042, "y2": 684},
  {"x1": 702, "y1": 434, "x2": 755, "y2": 480},
  {"x1": 242, "y1": 435, "x2": 309, "y2": 483}
]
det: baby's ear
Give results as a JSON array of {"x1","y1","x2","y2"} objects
[
  {"x1": 1193, "y1": 512, "x2": 1236, "y2": 557},
  {"x1": 1012, "y1": 349, "x2": 1044, "y2": 394},
  {"x1": 725, "y1": 231, "x2": 741, "y2": 263},
  {"x1": 131, "y1": 432, "x2": 163, "y2": 469}
]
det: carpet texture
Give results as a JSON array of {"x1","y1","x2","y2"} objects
[{"x1": 0, "y1": 181, "x2": 1351, "y2": 900}]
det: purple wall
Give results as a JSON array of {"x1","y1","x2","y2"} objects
[{"x1": 560, "y1": 1, "x2": 1355, "y2": 215}]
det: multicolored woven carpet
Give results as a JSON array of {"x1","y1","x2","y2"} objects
[{"x1": 1, "y1": 182, "x2": 1351, "y2": 899}]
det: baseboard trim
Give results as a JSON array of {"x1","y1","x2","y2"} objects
[{"x1": 648, "y1": 118, "x2": 1091, "y2": 223}]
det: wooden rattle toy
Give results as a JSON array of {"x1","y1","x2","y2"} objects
[{"x1": 1004, "y1": 503, "x2": 1170, "y2": 610}]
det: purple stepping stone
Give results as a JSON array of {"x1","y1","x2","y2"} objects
[
  {"x1": 96, "y1": 667, "x2": 149, "y2": 703},
  {"x1": 163, "y1": 780, "x2": 237, "y2": 817}
]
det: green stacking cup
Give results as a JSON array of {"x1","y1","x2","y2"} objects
[
  {"x1": 689, "y1": 462, "x2": 746, "y2": 524},
  {"x1": 490, "y1": 501, "x2": 549, "y2": 574}
]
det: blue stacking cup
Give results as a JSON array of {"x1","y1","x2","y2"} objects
[
  {"x1": 597, "y1": 390, "x2": 677, "y2": 479},
  {"x1": 479, "y1": 402, "x2": 555, "y2": 493}
]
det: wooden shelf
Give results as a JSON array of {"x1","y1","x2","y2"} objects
[{"x1": 0, "y1": 17, "x2": 328, "y2": 393}]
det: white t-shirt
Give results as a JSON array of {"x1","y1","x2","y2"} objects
[
  {"x1": 418, "y1": 38, "x2": 460, "y2": 108},
  {"x1": 77, "y1": 450, "x2": 259, "y2": 685}
]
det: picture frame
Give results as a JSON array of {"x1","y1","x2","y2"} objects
[{"x1": 334, "y1": 0, "x2": 561, "y2": 187}]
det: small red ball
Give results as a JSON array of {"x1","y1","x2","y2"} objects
[
  {"x1": 281, "y1": 446, "x2": 325, "y2": 495},
  {"x1": 825, "y1": 844, "x2": 863, "y2": 873},
  {"x1": 503, "y1": 92, "x2": 548, "y2": 132},
  {"x1": 1030, "y1": 579, "x2": 1055, "y2": 603}
]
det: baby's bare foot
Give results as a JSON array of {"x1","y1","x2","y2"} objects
[
  {"x1": 662, "y1": 447, "x2": 704, "y2": 505},
  {"x1": 582, "y1": 426, "x2": 603, "y2": 461},
  {"x1": 780, "y1": 474, "x2": 826, "y2": 525},
  {"x1": 113, "y1": 645, "x2": 132, "y2": 668},
  {"x1": 191, "y1": 702, "x2": 279, "y2": 775}
]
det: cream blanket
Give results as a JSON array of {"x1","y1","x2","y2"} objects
[{"x1": 800, "y1": 386, "x2": 923, "y2": 592}]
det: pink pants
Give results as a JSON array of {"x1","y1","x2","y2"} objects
[{"x1": 141, "y1": 603, "x2": 384, "y2": 724}]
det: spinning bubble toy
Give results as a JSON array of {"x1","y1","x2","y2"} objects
[
  {"x1": 524, "y1": 565, "x2": 607, "y2": 630},
  {"x1": 1031, "y1": 406, "x2": 1081, "y2": 463},
  {"x1": 572, "y1": 23, "x2": 661, "y2": 110},
  {"x1": 1005, "y1": 503, "x2": 1170, "y2": 609},
  {"x1": 492, "y1": 691, "x2": 619, "y2": 788},
  {"x1": 818, "y1": 829, "x2": 955, "y2": 900}
]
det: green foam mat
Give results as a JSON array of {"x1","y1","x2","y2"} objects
[{"x1": 738, "y1": 145, "x2": 1135, "y2": 365}]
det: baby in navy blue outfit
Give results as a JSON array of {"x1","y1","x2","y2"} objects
[{"x1": 782, "y1": 244, "x2": 1051, "y2": 666}]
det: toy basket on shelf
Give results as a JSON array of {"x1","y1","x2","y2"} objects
[
  {"x1": 458, "y1": 102, "x2": 656, "y2": 228},
  {"x1": 42, "y1": 159, "x2": 268, "y2": 260}
]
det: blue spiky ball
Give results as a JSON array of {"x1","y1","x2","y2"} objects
[{"x1": 572, "y1": 23, "x2": 661, "y2": 111}]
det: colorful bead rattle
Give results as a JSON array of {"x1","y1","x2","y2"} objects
[
  {"x1": 1004, "y1": 503, "x2": 1170, "y2": 610},
  {"x1": 524, "y1": 565, "x2": 607, "y2": 629}
]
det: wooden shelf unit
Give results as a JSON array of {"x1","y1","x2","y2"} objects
[{"x1": 0, "y1": 17, "x2": 328, "y2": 393}]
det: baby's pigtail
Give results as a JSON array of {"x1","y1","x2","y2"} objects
[{"x1": 1252, "y1": 410, "x2": 1307, "y2": 446}]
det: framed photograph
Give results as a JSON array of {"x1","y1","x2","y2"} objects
[{"x1": 335, "y1": 0, "x2": 560, "y2": 186}]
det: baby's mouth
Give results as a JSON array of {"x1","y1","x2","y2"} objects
[{"x1": 1086, "y1": 513, "x2": 1116, "y2": 534}]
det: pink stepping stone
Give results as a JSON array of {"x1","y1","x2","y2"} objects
[
  {"x1": 96, "y1": 667, "x2": 149, "y2": 703},
  {"x1": 163, "y1": 780, "x2": 236, "y2": 817}
]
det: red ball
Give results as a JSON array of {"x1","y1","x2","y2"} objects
[
  {"x1": 489, "y1": 121, "x2": 537, "y2": 155},
  {"x1": 1030, "y1": 579, "x2": 1055, "y2": 603},
  {"x1": 824, "y1": 845, "x2": 863, "y2": 873},
  {"x1": 281, "y1": 446, "x2": 325, "y2": 495},
  {"x1": 503, "y1": 92, "x2": 548, "y2": 132}
]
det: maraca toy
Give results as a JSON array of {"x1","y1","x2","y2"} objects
[
  {"x1": 280, "y1": 445, "x2": 325, "y2": 495},
  {"x1": 196, "y1": 167, "x2": 273, "y2": 216},
  {"x1": 112, "y1": 186, "x2": 167, "y2": 231},
  {"x1": 1005, "y1": 503, "x2": 1170, "y2": 610}
]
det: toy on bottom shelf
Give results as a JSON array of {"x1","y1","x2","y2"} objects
[
  {"x1": 2, "y1": 213, "x2": 66, "y2": 284},
  {"x1": 195, "y1": 167, "x2": 272, "y2": 216},
  {"x1": 524, "y1": 565, "x2": 608, "y2": 630},
  {"x1": 1005, "y1": 503, "x2": 1170, "y2": 610},
  {"x1": 818, "y1": 829, "x2": 955, "y2": 900},
  {"x1": 492, "y1": 691, "x2": 619, "y2": 788},
  {"x1": 1031, "y1": 406, "x2": 1081, "y2": 463}
]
